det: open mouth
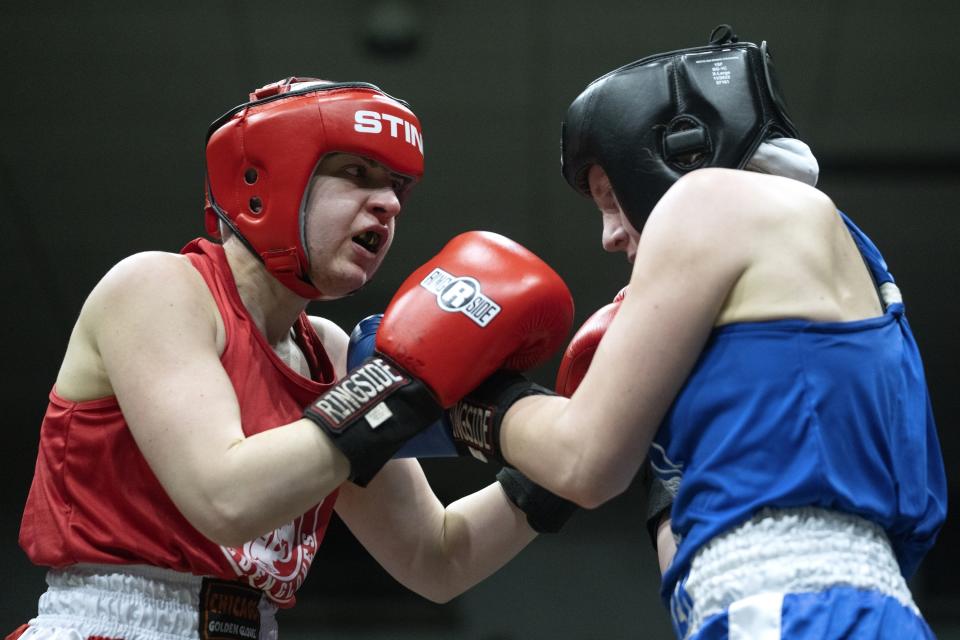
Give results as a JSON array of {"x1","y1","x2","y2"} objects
[{"x1": 353, "y1": 230, "x2": 382, "y2": 254}]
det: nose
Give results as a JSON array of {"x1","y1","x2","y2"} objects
[
  {"x1": 601, "y1": 215, "x2": 628, "y2": 253},
  {"x1": 366, "y1": 186, "x2": 402, "y2": 221}
]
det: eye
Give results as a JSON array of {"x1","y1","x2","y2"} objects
[
  {"x1": 596, "y1": 190, "x2": 618, "y2": 215},
  {"x1": 343, "y1": 164, "x2": 367, "y2": 179},
  {"x1": 391, "y1": 176, "x2": 410, "y2": 197}
]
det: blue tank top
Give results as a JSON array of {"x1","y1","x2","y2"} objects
[{"x1": 652, "y1": 212, "x2": 947, "y2": 604}]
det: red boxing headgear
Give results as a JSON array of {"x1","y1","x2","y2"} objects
[{"x1": 204, "y1": 78, "x2": 425, "y2": 299}]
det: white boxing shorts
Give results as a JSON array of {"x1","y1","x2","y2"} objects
[
  {"x1": 670, "y1": 508, "x2": 935, "y2": 640},
  {"x1": 18, "y1": 564, "x2": 278, "y2": 640}
]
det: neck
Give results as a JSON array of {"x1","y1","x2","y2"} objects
[{"x1": 222, "y1": 237, "x2": 309, "y2": 344}]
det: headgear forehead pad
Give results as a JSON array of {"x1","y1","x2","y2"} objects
[
  {"x1": 560, "y1": 25, "x2": 798, "y2": 229},
  {"x1": 204, "y1": 77, "x2": 425, "y2": 299}
]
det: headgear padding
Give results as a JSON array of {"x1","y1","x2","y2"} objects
[
  {"x1": 561, "y1": 25, "x2": 798, "y2": 230},
  {"x1": 205, "y1": 77, "x2": 425, "y2": 299},
  {"x1": 746, "y1": 137, "x2": 818, "y2": 187}
]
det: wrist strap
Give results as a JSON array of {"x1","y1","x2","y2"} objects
[
  {"x1": 305, "y1": 355, "x2": 441, "y2": 486},
  {"x1": 448, "y1": 371, "x2": 554, "y2": 465},
  {"x1": 497, "y1": 467, "x2": 577, "y2": 533}
]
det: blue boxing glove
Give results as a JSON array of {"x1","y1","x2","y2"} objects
[{"x1": 348, "y1": 314, "x2": 458, "y2": 458}]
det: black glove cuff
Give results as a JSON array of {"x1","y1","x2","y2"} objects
[
  {"x1": 497, "y1": 467, "x2": 577, "y2": 534},
  {"x1": 304, "y1": 355, "x2": 441, "y2": 486},
  {"x1": 448, "y1": 370, "x2": 555, "y2": 465}
]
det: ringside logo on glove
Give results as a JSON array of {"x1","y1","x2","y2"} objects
[
  {"x1": 419, "y1": 268, "x2": 502, "y2": 327},
  {"x1": 449, "y1": 401, "x2": 496, "y2": 462},
  {"x1": 307, "y1": 358, "x2": 410, "y2": 429}
]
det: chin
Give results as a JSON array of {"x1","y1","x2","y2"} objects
[
  {"x1": 309, "y1": 289, "x2": 351, "y2": 302},
  {"x1": 312, "y1": 268, "x2": 374, "y2": 300}
]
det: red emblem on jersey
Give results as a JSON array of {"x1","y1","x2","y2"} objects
[{"x1": 219, "y1": 503, "x2": 326, "y2": 605}]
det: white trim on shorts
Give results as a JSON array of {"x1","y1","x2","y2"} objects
[
  {"x1": 21, "y1": 564, "x2": 278, "y2": 640},
  {"x1": 677, "y1": 507, "x2": 917, "y2": 639}
]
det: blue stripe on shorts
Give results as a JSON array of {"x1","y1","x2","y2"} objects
[{"x1": 689, "y1": 587, "x2": 934, "y2": 639}]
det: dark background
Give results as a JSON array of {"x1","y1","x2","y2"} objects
[{"x1": 2, "y1": 2, "x2": 957, "y2": 638}]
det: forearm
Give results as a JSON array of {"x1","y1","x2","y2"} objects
[
  {"x1": 500, "y1": 392, "x2": 649, "y2": 509},
  {"x1": 422, "y1": 482, "x2": 538, "y2": 602},
  {"x1": 498, "y1": 395, "x2": 578, "y2": 495},
  {"x1": 180, "y1": 418, "x2": 349, "y2": 546},
  {"x1": 339, "y1": 468, "x2": 536, "y2": 604}
]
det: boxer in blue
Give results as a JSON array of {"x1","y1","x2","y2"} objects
[{"x1": 443, "y1": 25, "x2": 947, "y2": 639}]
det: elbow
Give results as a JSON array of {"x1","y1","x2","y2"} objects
[
  {"x1": 396, "y1": 571, "x2": 463, "y2": 605},
  {"x1": 202, "y1": 522, "x2": 257, "y2": 550},
  {"x1": 418, "y1": 588, "x2": 457, "y2": 605},
  {"x1": 557, "y1": 451, "x2": 633, "y2": 510},
  {"x1": 192, "y1": 514, "x2": 251, "y2": 550},
  {"x1": 413, "y1": 573, "x2": 482, "y2": 604},
  {"x1": 394, "y1": 522, "x2": 479, "y2": 605},
  {"x1": 564, "y1": 478, "x2": 629, "y2": 510},
  {"x1": 183, "y1": 491, "x2": 262, "y2": 548}
]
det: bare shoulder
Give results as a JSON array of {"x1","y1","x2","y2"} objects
[
  {"x1": 307, "y1": 315, "x2": 349, "y2": 377},
  {"x1": 646, "y1": 169, "x2": 835, "y2": 254},
  {"x1": 660, "y1": 168, "x2": 832, "y2": 224},
  {"x1": 59, "y1": 251, "x2": 219, "y2": 400},
  {"x1": 86, "y1": 250, "x2": 228, "y2": 359},
  {"x1": 662, "y1": 170, "x2": 863, "y2": 325},
  {"x1": 86, "y1": 251, "x2": 215, "y2": 324}
]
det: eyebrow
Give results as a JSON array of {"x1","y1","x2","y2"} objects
[
  {"x1": 333, "y1": 153, "x2": 412, "y2": 183},
  {"x1": 352, "y1": 155, "x2": 392, "y2": 173}
]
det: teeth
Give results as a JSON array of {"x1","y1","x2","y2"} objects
[{"x1": 353, "y1": 231, "x2": 380, "y2": 252}]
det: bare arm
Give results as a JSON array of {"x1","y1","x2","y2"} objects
[
  {"x1": 657, "y1": 517, "x2": 677, "y2": 576},
  {"x1": 335, "y1": 459, "x2": 537, "y2": 603},
  {"x1": 325, "y1": 311, "x2": 537, "y2": 603},
  {"x1": 499, "y1": 170, "x2": 754, "y2": 507},
  {"x1": 309, "y1": 315, "x2": 349, "y2": 375},
  {"x1": 88, "y1": 252, "x2": 349, "y2": 546}
]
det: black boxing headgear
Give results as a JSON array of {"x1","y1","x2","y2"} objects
[
  {"x1": 560, "y1": 25, "x2": 798, "y2": 229},
  {"x1": 204, "y1": 77, "x2": 424, "y2": 299}
]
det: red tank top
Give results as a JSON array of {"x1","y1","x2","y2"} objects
[{"x1": 19, "y1": 239, "x2": 339, "y2": 606}]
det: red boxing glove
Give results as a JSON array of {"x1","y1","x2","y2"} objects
[
  {"x1": 305, "y1": 231, "x2": 573, "y2": 485},
  {"x1": 379, "y1": 231, "x2": 574, "y2": 406},
  {"x1": 554, "y1": 286, "x2": 626, "y2": 397}
]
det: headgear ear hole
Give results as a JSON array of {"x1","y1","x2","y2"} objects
[
  {"x1": 560, "y1": 26, "x2": 799, "y2": 229},
  {"x1": 205, "y1": 81, "x2": 422, "y2": 298},
  {"x1": 664, "y1": 117, "x2": 710, "y2": 170}
]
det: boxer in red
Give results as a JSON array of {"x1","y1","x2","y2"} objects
[{"x1": 12, "y1": 78, "x2": 575, "y2": 640}]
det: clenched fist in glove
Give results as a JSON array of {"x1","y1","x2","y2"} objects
[
  {"x1": 346, "y1": 312, "x2": 578, "y2": 533},
  {"x1": 447, "y1": 286, "x2": 628, "y2": 466},
  {"x1": 444, "y1": 287, "x2": 637, "y2": 533},
  {"x1": 303, "y1": 231, "x2": 573, "y2": 486},
  {"x1": 555, "y1": 286, "x2": 626, "y2": 396}
]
